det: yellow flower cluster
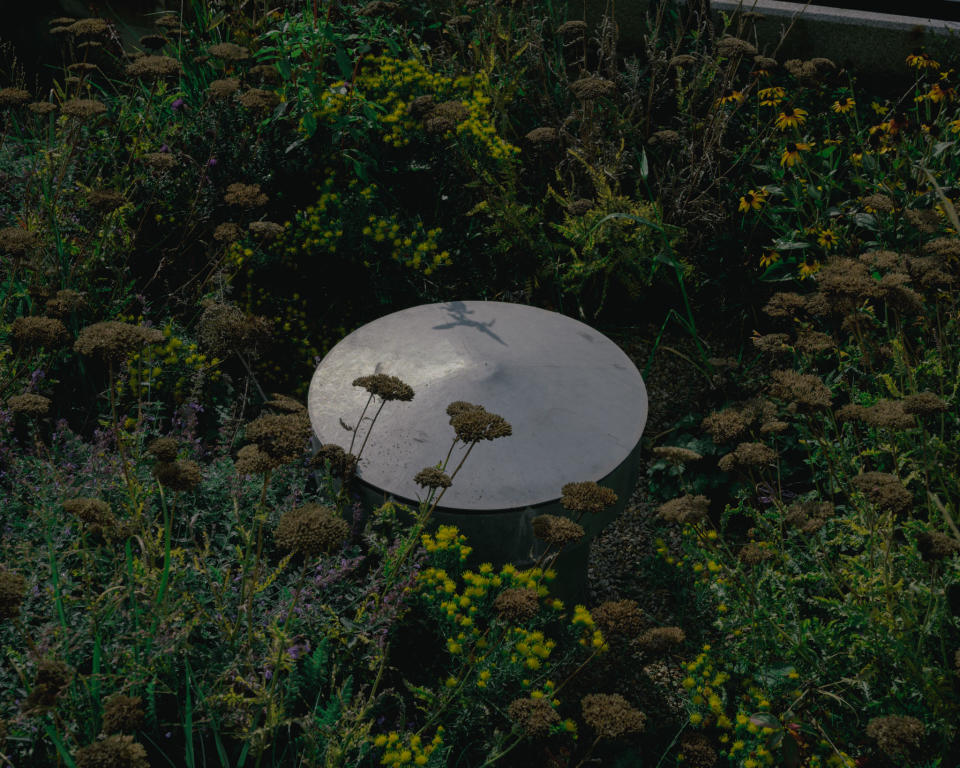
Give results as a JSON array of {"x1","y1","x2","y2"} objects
[
  {"x1": 508, "y1": 626, "x2": 556, "y2": 670},
  {"x1": 571, "y1": 604, "x2": 607, "y2": 650},
  {"x1": 682, "y1": 644, "x2": 731, "y2": 731},
  {"x1": 421, "y1": 525, "x2": 472, "y2": 561},
  {"x1": 123, "y1": 322, "x2": 221, "y2": 403},
  {"x1": 371, "y1": 728, "x2": 444, "y2": 766}
]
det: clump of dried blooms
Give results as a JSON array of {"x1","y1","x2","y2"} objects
[
  {"x1": 865, "y1": 715, "x2": 924, "y2": 760},
  {"x1": 493, "y1": 588, "x2": 540, "y2": 622},
  {"x1": 922, "y1": 236, "x2": 960, "y2": 260},
  {"x1": 12, "y1": 317, "x2": 68, "y2": 349},
  {"x1": 593, "y1": 599, "x2": 643, "y2": 638},
  {"x1": 916, "y1": 531, "x2": 960, "y2": 561},
  {"x1": 531, "y1": 514, "x2": 584, "y2": 546},
  {"x1": 63, "y1": 498, "x2": 115, "y2": 533},
  {"x1": 197, "y1": 301, "x2": 271, "y2": 358},
  {"x1": 877, "y1": 273, "x2": 923, "y2": 313},
  {"x1": 23, "y1": 659, "x2": 72, "y2": 713},
  {"x1": 668, "y1": 54, "x2": 696, "y2": 68},
  {"x1": 449, "y1": 403, "x2": 512, "y2": 442},
  {"x1": 155, "y1": 15, "x2": 181, "y2": 29},
  {"x1": 556, "y1": 20, "x2": 587, "y2": 38},
  {"x1": 87, "y1": 190, "x2": 124, "y2": 211},
  {"x1": 245, "y1": 412, "x2": 312, "y2": 465},
  {"x1": 566, "y1": 199, "x2": 594, "y2": 216},
  {"x1": 507, "y1": 697, "x2": 559, "y2": 738},
  {"x1": 101, "y1": 694, "x2": 144, "y2": 734},
  {"x1": 234, "y1": 445, "x2": 274, "y2": 475},
  {"x1": 62, "y1": 99, "x2": 107, "y2": 118},
  {"x1": 795, "y1": 330, "x2": 835, "y2": 355},
  {"x1": 359, "y1": 0, "x2": 401, "y2": 16},
  {"x1": 0, "y1": 88, "x2": 31, "y2": 107},
  {"x1": 701, "y1": 408, "x2": 749, "y2": 443},
  {"x1": 213, "y1": 222, "x2": 242, "y2": 242},
  {"x1": 238, "y1": 89, "x2": 281, "y2": 110},
  {"x1": 74, "y1": 734, "x2": 150, "y2": 768},
  {"x1": 142, "y1": 152, "x2": 177, "y2": 170},
  {"x1": 751, "y1": 333, "x2": 790, "y2": 355},
  {"x1": 353, "y1": 374, "x2": 414, "y2": 401},
  {"x1": 769, "y1": 369, "x2": 832, "y2": 410},
  {"x1": 7, "y1": 394, "x2": 51, "y2": 417},
  {"x1": 525, "y1": 126, "x2": 557, "y2": 146},
  {"x1": 152, "y1": 460, "x2": 202, "y2": 492},
  {"x1": 905, "y1": 208, "x2": 940, "y2": 234},
  {"x1": 647, "y1": 129, "x2": 681, "y2": 146},
  {"x1": 266, "y1": 394, "x2": 305, "y2": 413},
  {"x1": 224, "y1": 182, "x2": 268, "y2": 207},
  {"x1": 581, "y1": 694, "x2": 647, "y2": 739},
  {"x1": 208, "y1": 78, "x2": 240, "y2": 99},
  {"x1": 738, "y1": 543, "x2": 774, "y2": 564},
  {"x1": 815, "y1": 258, "x2": 878, "y2": 310},
  {"x1": 636, "y1": 626, "x2": 685, "y2": 654},
  {"x1": 0, "y1": 568, "x2": 26, "y2": 620},
  {"x1": 859, "y1": 249, "x2": 903, "y2": 270},
  {"x1": 570, "y1": 76, "x2": 617, "y2": 100},
  {"x1": 657, "y1": 495, "x2": 709, "y2": 524},
  {"x1": 0, "y1": 226, "x2": 38, "y2": 255},
  {"x1": 28, "y1": 101, "x2": 57, "y2": 115},
  {"x1": 678, "y1": 733, "x2": 718, "y2": 768},
  {"x1": 850, "y1": 472, "x2": 912, "y2": 514},
  {"x1": 652, "y1": 446, "x2": 702, "y2": 464},
  {"x1": 208, "y1": 42, "x2": 250, "y2": 61},
  {"x1": 423, "y1": 100, "x2": 469, "y2": 133},
  {"x1": 311, "y1": 444, "x2": 358, "y2": 479},
  {"x1": 785, "y1": 500, "x2": 833, "y2": 533},
  {"x1": 837, "y1": 400, "x2": 914, "y2": 430},
  {"x1": 275, "y1": 504, "x2": 349, "y2": 557},
  {"x1": 68, "y1": 18, "x2": 110, "y2": 37},
  {"x1": 249, "y1": 64, "x2": 279, "y2": 84},
  {"x1": 561, "y1": 481, "x2": 617, "y2": 515},
  {"x1": 902, "y1": 392, "x2": 948, "y2": 415},
  {"x1": 125, "y1": 55, "x2": 180, "y2": 78},
  {"x1": 862, "y1": 194, "x2": 895, "y2": 214},
  {"x1": 762, "y1": 292, "x2": 806, "y2": 318},
  {"x1": 248, "y1": 221, "x2": 284, "y2": 240},
  {"x1": 147, "y1": 437, "x2": 179, "y2": 462},
  {"x1": 716, "y1": 36, "x2": 757, "y2": 57},
  {"x1": 74, "y1": 322, "x2": 164, "y2": 362},
  {"x1": 718, "y1": 442, "x2": 777, "y2": 472},
  {"x1": 414, "y1": 467, "x2": 452, "y2": 489},
  {"x1": 139, "y1": 34, "x2": 169, "y2": 51}
]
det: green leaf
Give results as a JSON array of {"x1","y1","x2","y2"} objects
[{"x1": 335, "y1": 46, "x2": 353, "y2": 80}]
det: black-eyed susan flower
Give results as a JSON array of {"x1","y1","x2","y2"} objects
[
  {"x1": 715, "y1": 88, "x2": 745, "y2": 107},
  {"x1": 948, "y1": 118, "x2": 960, "y2": 134},
  {"x1": 739, "y1": 189, "x2": 768, "y2": 213},
  {"x1": 906, "y1": 52, "x2": 939, "y2": 71},
  {"x1": 817, "y1": 228, "x2": 838, "y2": 249},
  {"x1": 774, "y1": 104, "x2": 808, "y2": 130},
  {"x1": 832, "y1": 96, "x2": 855, "y2": 114},
  {"x1": 758, "y1": 86, "x2": 785, "y2": 106},
  {"x1": 759, "y1": 251, "x2": 780, "y2": 268},
  {"x1": 780, "y1": 141, "x2": 811, "y2": 167},
  {"x1": 922, "y1": 83, "x2": 955, "y2": 103},
  {"x1": 798, "y1": 260, "x2": 821, "y2": 278}
]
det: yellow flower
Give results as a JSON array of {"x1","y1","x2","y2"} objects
[
  {"x1": 715, "y1": 88, "x2": 745, "y2": 107},
  {"x1": 780, "y1": 141, "x2": 811, "y2": 167},
  {"x1": 799, "y1": 260, "x2": 821, "y2": 278},
  {"x1": 831, "y1": 96, "x2": 855, "y2": 114},
  {"x1": 739, "y1": 188, "x2": 768, "y2": 212},
  {"x1": 906, "y1": 52, "x2": 940, "y2": 70},
  {"x1": 817, "y1": 228, "x2": 838, "y2": 249},
  {"x1": 758, "y1": 86, "x2": 785, "y2": 106},
  {"x1": 759, "y1": 251, "x2": 780, "y2": 268},
  {"x1": 774, "y1": 105, "x2": 808, "y2": 130}
]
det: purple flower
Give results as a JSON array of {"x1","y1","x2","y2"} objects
[
  {"x1": 207, "y1": 157, "x2": 218, "y2": 167},
  {"x1": 171, "y1": 98, "x2": 185, "y2": 111},
  {"x1": 159, "y1": 144, "x2": 170, "y2": 153}
]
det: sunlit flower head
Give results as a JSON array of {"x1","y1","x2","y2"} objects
[
  {"x1": 774, "y1": 104, "x2": 807, "y2": 130},
  {"x1": 817, "y1": 228, "x2": 838, "y2": 249},
  {"x1": 739, "y1": 189, "x2": 768, "y2": 213},
  {"x1": 715, "y1": 88, "x2": 745, "y2": 107},
  {"x1": 906, "y1": 52, "x2": 939, "y2": 71},
  {"x1": 780, "y1": 141, "x2": 811, "y2": 167},
  {"x1": 759, "y1": 251, "x2": 780, "y2": 268},
  {"x1": 798, "y1": 260, "x2": 821, "y2": 278},
  {"x1": 758, "y1": 86, "x2": 785, "y2": 107},
  {"x1": 831, "y1": 96, "x2": 855, "y2": 114}
]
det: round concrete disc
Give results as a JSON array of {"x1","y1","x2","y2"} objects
[{"x1": 307, "y1": 301, "x2": 648, "y2": 511}]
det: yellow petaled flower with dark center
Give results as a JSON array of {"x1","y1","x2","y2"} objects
[
  {"x1": 817, "y1": 229, "x2": 838, "y2": 249},
  {"x1": 759, "y1": 251, "x2": 780, "y2": 268},
  {"x1": 798, "y1": 260, "x2": 821, "y2": 278},
  {"x1": 758, "y1": 86, "x2": 784, "y2": 106},
  {"x1": 715, "y1": 88, "x2": 745, "y2": 107},
  {"x1": 906, "y1": 52, "x2": 939, "y2": 70},
  {"x1": 775, "y1": 104, "x2": 808, "y2": 131},
  {"x1": 780, "y1": 142, "x2": 811, "y2": 167},
  {"x1": 832, "y1": 96, "x2": 855, "y2": 114},
  {"x1": 738, "y1": 189, "x2": 767, "y2": 213},
  {"x1": 920, "y1": 83, "x2": 955, "y2": 103}
]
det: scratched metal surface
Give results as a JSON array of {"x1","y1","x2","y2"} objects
[{"x1": 307, "y1": 301, "x2": 648, "y2": 511}]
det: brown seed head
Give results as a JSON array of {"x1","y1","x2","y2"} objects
[
  {"x1": 858, "y1": 249, "x2": 903, "y2": 270},
  {"x1": 7, "y1": 394, "x2": 51, "y2": 417},
  {"x1": 245, "y1": 412, "x2": 312, "y2": 464},
  {"x1": 751, "y1": 333, "x2": 790, "y2": 355},
  {"x1": 28, "y1": 101, "x2": 58, "y2": 115},
  {"x1": 87, "y1": 191, "x2": 124, "y2": 212},
  {"x1": 197, "y1": 302, "x2": 271, "y2": 358},
  {"x1": 63, "y1": 497, "x2": 114, "y2": 529},
  {"x1": 147, "y1": 437, "x2": 179, "y2": 462},
  {"x1": 592, "y1": 599, "x2": 643, "y2": 638},
  {"x1": 0, "y1": 568, "x2": 27, "y2": 620},
  {"x1": 23, "y1": 659, "x2": 72, "y2": 713},
  {"x1": 905, "y1": 208, "x2": 940, "y2": 234},
  {"x1": 352, "y1": 373, "x2": 414, "y2": 402},
  {"x1": 717, "y1": 36, "x2": 757, "y2": 57},
  {"x1": 561, "y1": 481, "x2": 617, "y2": 515},
  {"x1": 850, "y1": 472, "x2": 912, "y2": 514},
  {"x1": 224, "y1": 182, "x2": 268, "y2": 207},
  {"x1": 249, "y1": 64, "x2": 280, "y2": 84},
  {"x1": 652, "y1": 446, "x2": 702, "y2": 464},
  {"x1": 557, "y1": 20, "x2": 588, "y2": 38},
  {"x1": 648, "y1": 129, "x2": 681, "y2": 147},
  {"x1": 701, "y1": 408, "x2": 749, "y2": 443},
  {"x1": 795, "y1": 330, "x2": 835, "y2": 355},
  {"x1": 74, "y1": 321, "x2": 164, "y2": 362},
  {"x1": 657, "y1": 495, "x2": 710, "y2": 525},
  {"x1": 248, "y1": 221, "x2": 284, "y2": 240},
  {"x1": 0, "y1": 226, "x2": 38, "y2": 255},
  {"x1": 916, "y1": 531, "x2": 960, "y2": 561},
  {"x1": 531, "y1": 514, "x2": 584, "y2": 546},
  {"x1": 635, "y1": 626, "x2": 686, "y2": 654},
  {"x1": 142, "y1": 152, "x2": 177, "y2": 170},
  {"x1": 311, "y1": 444, "x2": 358, "y2": 479},
  {"x1": 679, "y1": 732, "x2": 718, "y2": 768},
  {"x1": 238, "y1": 89, "x2": 281, "y2": 110},
  {"x1": 902, "y1": 392, "x2": 948, "y2": 415},
  {"x1": 234, "y1": 444, "x2": 275, "y2": 475},
  {"x1": 62, "y1": 99, "x2": 108, "y2": 119},
  {"x1": 922, "y1": 236, "x2": 960, "y2": 260},
  {"x1": 152, "y1": 460, "x2": 202, "y2": 492},
  {"x1": 569, "y1": 76, "x2": 617, "y2": 100},
  {"x1": 507, "y1": 697, "x2": 560, "y2": 738},
  {"x1": 769, "y1": 369, "x2": 832, "y2": 410},
  {"x1": 717, "y1": 442, "x2": 777, "y2": 472},
  {"x1": 414, "y1": 467, "x2": 452, "y2": 489},
  {"x1": 275, "y1": 504, "x2": 349, "y2": 557},
  {"x1": 67, "y1": 18, "x2": 110, "y2": 37},
  {"x1": 738, "y1": 543, "x2": 774, "y2": 564},
  {"x1": 208, "y1": 78, "x2": 240, "y2": 99},
  {"x1": 423, "y1": 100, "x2": 469, "y2": 133},
  {"x1": 862, "y1": 194, "x2": 895, "y2": 214},
  {"x1": 101, "y1": 694, "x2": 144, "y2": 734},
  {"x1": 12, "y1": 316, "x2": 68, "y2": 349},
  {"x1": 493, "y1": 588, "x2": 540, "y2": 622},
  {"x1": 581, "y1": 693, "x2": 646, "y2": 739},
  {"x1": 525, "y1": 126, "x2": 557, "y2": 146},
  {"x1": 213, "y1": 222, "x2": 242, "y2": 243},
  {"x1": 209, "y1": 42, "x2": 250, "y2": 61},
  {"x1": 865, "y1": 715, "x2": 924, "y2": 759},
  {"x1": 75, "y1": 734, "x2": 150, "y2": 768},
  {"x1": 449, "y1": 404, "x2": 511, "y2": 442},
  {"x1": 668, "y1": 54, "x2": 696, "y2": 68},
  {"x1": 125, "y1": 55, "x2": 180, "y2": 79}
]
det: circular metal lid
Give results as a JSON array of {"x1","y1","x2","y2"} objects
[{"x1": 307, "y1": 301, "x2": 647, "y2": 511}]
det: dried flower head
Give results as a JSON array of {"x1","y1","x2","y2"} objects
[
  {"x1": 275, "y1": 504, "x2": 349, "y2": 557},
  {"x1": 922, "y1": 237, "x2": 960, "y2": 260},
  {"x1": 101, "y1": 694, "x2": 144, "y2": 734},
  {"x1": 507, "y1": 697, "x2": 560, "y2": 738},
  {"x1": 449, "y1": 403, "x2": 511, "y2": 442},
  {"x1": 197, "y1": 302, "x2": 271, "y2": 357},
  {"x1": 238, "y1": 89, "x2": 281, "y2": 110},
  {"x1": 147, "y1": 437, "x2": 179, "y2": 462},
  {"x1": 905, "y1": 208, "x2": 940, "y2": 234},
  {"x1": 28, "y1": 101, "x2": 57, "y2": 115},
  {"x1": 87, "y1": 191, "x2": 124, "y2": 212},
  {"x1": 248, "y1": 221, "x2": 284, "y2": 240},
  {"x1": 850, "y1": 472, "x2": 912, "y2": 514},
  {"x1": 224, "y1": 182, "x2": 268, "y2": 208},
  {"x1": 751, "y1": 332, "x2": 790, "y2": 355},
  {"x1": 593, "y1": 599, "x2": 643, "y2": 638},
  {"x1": 311, "y1": 444, "x2": 358, "y2": 479},
  {"x1": 0, "y1": 226, "x2": 38, "y2": 255},
  {"x1": 265, "y1": 394, "x2": 305, "y2": 414},
  {"x1": 234, "y1": 445, "x2": 274, "y2": 475},
  {"x1": 43, "y1": 288, "x2": 85, "y2": 317},
  {"x1": 213, "y1": 222, "x2": 242, "y2": 243},
  {"x1": 152, "y1": 460, "x2": 201, "y2": 492},
  {"x1": 63, "y1": 498, "x2": 115, "y2": 532},
  {"x1": 0, "y1": 88, "x2": 31, "y2": 107},
  {"x1": 701, "y1": 408, "x2": 749, "y2": 443},
  {"x1": 7, "y1": 393, "x2": 51, "y2": 417},
  {"x1": 754, "y1": 55, "x2": 778, "y2": 70},
  {"x1": 249, "y1": 64, "x2": 280, "y2": 84},
  {"x1": 652, "y1": 446, "x2": 702, "y2": 464},
  {"x1": 738, "y1": 543, "x2": 774, "y2": 564},
  {"x1": 155, "y1": 15, "x2": 181, "y2": 29},
  {"x1": 865, "y1": 715, "x2": 924, "y2": 759},
  {"x1": 531, "y1": 514, "x2": 584, "y2": 546},
  {"x1": 658, "y1": 495, "x2": 710, "y2": 525},
  {"x1": 570, "y1": 76, "x2": 617, "y2": 100},
  {"x1": 352, "y1": 373, "x2": 414, "y2": 401},
  {"x1": 208, "y1": 78, "x2": 240, "y2": 99},
  {"x1": 678, "y1": 732, "x2": 718, "y2": 768},
  {"x1": 74, "y1": 734, "x2": 150, "y2": 768},
  {"x1": 423, "y1": 100, "x2": 469, "y2": 133},
  {"x1": 769, "y1": 369, "x2": 832, "y2": 410},
  {"x1": 718, "y1": 442, "x2": 777, "y2": 472},
  {"x1": 142, "y1": 152, "x2": 177, "y2": 170},
  {"x1": 23, "y1": 659, "x2": 72, "y2": 713},
  {"x1": 407, "y1": 94, "x2": 436, "y2": 118},
  {"x1": 838, "y1": 399, "x2": 915, "y2": 430},
  {"x1": 62, "y1": 99, "x2": 107, "y2": 119},
  {"x1": 0, "y1": 567, "x2": 26, "y2": 620},
  {"x1": 493, "y1": 588, "x2": 540, "y2": 622},
  {"x1": 862, "y1": 194, "x2": 895, "y2": 214},
  {"x1": 717, "y1": 36, "x2": 757, "y2": 57},
  {"x1": 68, "y1": 18, "x2": 110, "y2": 37},
  {"x1": 125, "y1": 55, "x2": 180, "y2": 79},
  {"x1": 209, "y1": 42, "x2": 250, "y2": 61},
  {"x1": 414, "y1": 467, "x2": 452, "y2": 489},
  {"x1": 902, "y1": 392, "x2": 948, "y2": 415},
  {"x1": 647, "y1": 129, "x2": 681, "y2": 147},
  {"x1": 561, "y1": 481, "x2": 617, "y2": 515},
  {"x1": 916, "y1": 531, "x2": 960, "y2": 561},
  {"x1": 244, "y1": 412, "x2": 312, "y2": 465},
  {"x1": 858, "y1": 249, "x2": 903, "y2": 270},
  {"x1": 785, "y1": 500, "x2": 833, "y2": 533},
  {"x1": 12, "y1": 316, "x2": 68, "y2": 349},
  {"x1": 557, "y1": 20, "x2": 588, "y2": 38},
  {"x1": 75, "y1": 322, "x2": 163, "y2": 362},
  {"x1": 668, "y1": 54, "x2": 696, "y2": 68},
  {"x1": 795, "y1": 330, "x2": 835, "y2": 355},
  {"x1": 636, "y1": 626, "x2": 686, "y2": 653},
  {"x1": 581, "y1": 693, "x2": 646, "y2": 739},
  {"x1": 525, "y1": 126, "x2": 557, "y2": 146}
]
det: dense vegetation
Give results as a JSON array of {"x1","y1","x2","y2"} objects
[{"x1": 1, "y1": 1, "x2": 958, "y2": 766}]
